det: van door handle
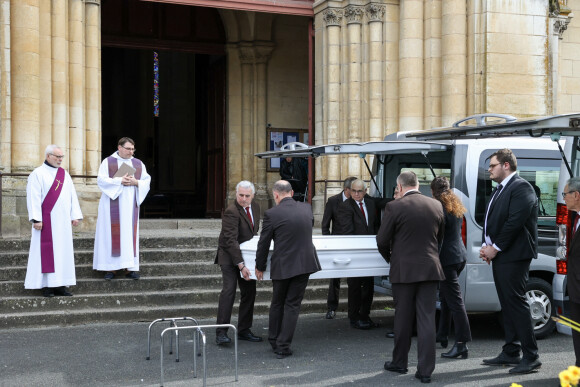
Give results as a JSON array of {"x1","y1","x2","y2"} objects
[{"x1": 333, "y1": 258, "x2": 351, "y2": 264}]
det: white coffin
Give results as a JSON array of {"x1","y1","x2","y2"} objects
[{"x1": 239, "y1": 235, "x2": 389, "y2": 280}]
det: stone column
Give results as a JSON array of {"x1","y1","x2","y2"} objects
[
  {"x1": 69, "y1": 0, "x2": 84, "y2": 174},
  {"x1": 0, "y1": 0, "x2": 11, "y2": 171},
  {"x1": 441, "y1": 0, "x2": 466, "y2": 125},
  {"x1": 51, "y1": 0, "x2": 69, "y2": 151},
  {"x1": 399, "y1": 0, "x2": 424, "y2": 131},
  {"x1": 253, "y1": 43, "x2": 273, "y2": 195},
  {"x1": 85, "y1": 0, "x2": 100, "y2": 175},
  {"x1": 383, "y1": 3, "x2": 399, "y2": 135},
  {"x1": 345, "y1": 5, "x2": 363, "y2": 177},
  {"x1": 424, "y1": 0, "x2": 441, "y2": 129},
  {"x1": 225, "y1": 43, "x2": 242, "y2": 194},
  {"x1": 10, "y1": 0, "x2": 40, "y2": 171},
  {"x1": 366, "y1": 4, "x2": 385, "y2": 141},
  {"x1": 239, "y1": 43, "x2": 254, "y2": 183},
  {"x1": 39, "y1": 0, "x2": 52, "y2": 157}
]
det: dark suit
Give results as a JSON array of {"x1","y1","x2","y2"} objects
[
  {"x1": 437, "y1": 210, "x2": 471, "y2": 343},
  {"x1": 336, "y1": 197, "x2": 380, "y2": 323},
  {"x1": 568, "y1": 212, "x2": 580, "y2": 366},
  {"x1": 483, "y1": 174, "x2": 538, "y2": 361},
  {"x1": 256, "y1": 197, "x2": 321, "y2": 353},
  {"x1": 215, "y1": 201, "x2": 260, "y2": 336},
  {"x1": 321, "y1": 191, "x2": 345, "y2": 311},
  {"x1": 376, "y1": 191, "x2": 445, "y2": 377}
]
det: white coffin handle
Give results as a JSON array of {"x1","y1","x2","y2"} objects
[{"x1": 333, "y1": 258, "x2": 351, "y2": 265}]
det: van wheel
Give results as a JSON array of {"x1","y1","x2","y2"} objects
[{"x1": 526, "y1": 277, "x2": 555, "y2": 339}]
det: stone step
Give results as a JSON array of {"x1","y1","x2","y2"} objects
[
  {"x1": 0, "y1": 297, "x2": 393, "y2": 329},
  {"x1": 0, "y1": 248, "x2": 217, "y2": 267},
  {"x1": 0, "y1": 261, "x2": 222, "y2": 281}
]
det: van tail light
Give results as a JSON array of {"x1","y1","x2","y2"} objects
[
  {"x1": 557, "y1": 260, "x2": 568, "y2": 275},
  {"x1": 461, "y1": 216, "x2": 467, "y2": 247},
  {"x1": 555, "y1": 203, "x2": 571, "y2": 275}
]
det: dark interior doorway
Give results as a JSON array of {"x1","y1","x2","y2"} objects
[{"x1": 101, "y1": 0, "x2": 226, "y2": 218}]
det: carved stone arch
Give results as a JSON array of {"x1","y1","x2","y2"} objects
[
  {"x1": 217, "y1": 9, "x2": 241, "y2": 42},
  {"x1": 253, "y1": 12, "x2": 276, "y2": 41}
]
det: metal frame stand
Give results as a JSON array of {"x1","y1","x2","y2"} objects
[
  {"x1": 146, "y1": 317, "x2": 199, "y2": 362},
  {"x1": 159, "y1": 324, "x2": 237, "y2": 387}
]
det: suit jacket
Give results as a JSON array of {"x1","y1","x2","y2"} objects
[
  {"x1": 255, "y1": 197, "x2": 321, "y2": 280},
  {"x1": 214, "y1": 200, "x2": 260, "y2": 266},
  {"x1": 376, "y1": 191, "x2": 445, "y2": 284},
  {"x1": 439, "y1": 209, "x2": 467, "y2": 267},
  {"x1": 568, "y1": 213, "x2": 580, "y2": 302},
  {"x1": 335, "y1": 197, "x2": 380, "y2": 236},
  {"x1": 321, "y1": 192, "x2": 344, "y2": 235},
  {"x1": 482, "y1": 174, "x2": 538, "y2": 263}
]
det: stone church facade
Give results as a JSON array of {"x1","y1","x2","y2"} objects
[{"x1": 0, "y1": 0, "x2": 578, "y2": 236}]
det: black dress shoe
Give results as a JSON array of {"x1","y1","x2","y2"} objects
[
  {"x1": 238, "y1": 330, "x2": 263, "y2": 342},
  {"x1": 482, "y1": 352, "x2": 521, "y2": 366},
  {"x1": 351, "y1": 320, "x2": 371, "y2": 330},
  {"x1": 509, "y1": 358, "x2": 542, "y2": 374},
  {"x1": 216, "y1": 334, "x2": 232, "y2": 345},
  {"x1": 385, "y1": 331, "x2": 395, "y2": 338},
  {"x1": 436, "y1": 336, "x2": 448, "y2": 349},
  {"x1": 384, "y1": 361, "x2": 408, "y2": 374},
  {"x1": 275, "y1": 350, "x2": 293, "y2": 359},
  {"x1": 325, "y1": 310, "x2": 336, "y2": 319},
  {"x1": 53, "y1": 286, "x2": 73, "y2": 297},
  {"x1": 415, "y1": 371, "x2": 431, "y2": 383},
  {"x1": 42, "y1": 287, "x2": 54, "y2": 298},
  {"x1": 441, "y1": 342, "x2": 468, "y2": 359}
]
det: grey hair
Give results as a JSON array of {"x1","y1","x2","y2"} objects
[
  {"x1": 44, "y1": 145, "x2": 61, "y2": 157},
  {"x1": 236, "y1": 180, "x2": 255, "y2": 194},
  {"x1": 344, "y1": 176, "x2": 357, "y2": 189},
  {"x1": 351, "y1": 179, "x2": 366, "y2": 190},
  {"x1": 273, "y1": 180, "x2": 292, "y2": 194},
  {"x1": 397, "y1": 171, "x2": 419, "y2": 188},
  {"x1": 567, "y1": 177, "x2": 580, "y2": 193}
]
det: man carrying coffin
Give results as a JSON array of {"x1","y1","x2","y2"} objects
[
  {"x1": 93, "y1": 137, "x2": 151, "y2": 280},
  {"x1": 25, "y1": 145, "x2": 83, "y2": 297}
]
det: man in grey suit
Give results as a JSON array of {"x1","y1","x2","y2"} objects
[
  {"x1": 256, "y1": 180, "x2": 321, "y2": 359},
  {"x1": 480, "y1": 149, "x2": 540, "y2": 374},
  {"x1": 376, "y1": 171, "x2": 445, "y2": 383}
]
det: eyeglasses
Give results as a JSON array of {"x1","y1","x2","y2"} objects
[
  {"x1": 562, "y1": 191, "x2": 578, "y2": 198},
  {"x1": 50, "y1": 154, "x2": 64, "y2": 159},
  {"x1": 351, "y1": 190, "x2": 365, "y2": 194},
  {"x1": 120, "y1": 146, "x2": 136, "y2": 152},
  {"x1": 488, "y1": 163, "x2": 500, "y2": 169}
]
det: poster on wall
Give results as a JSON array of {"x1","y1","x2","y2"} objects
[{"x1": 266, "y1": 128, "x2": 308, "y2": 172}]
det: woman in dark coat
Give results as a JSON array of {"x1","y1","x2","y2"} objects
[{"x1": 431, "y1": 176, "x2": 472, "y2": 359}]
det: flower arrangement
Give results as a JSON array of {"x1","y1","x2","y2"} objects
[{"x1": 560, "y1": 366, "x2": 580, "y2": 387}]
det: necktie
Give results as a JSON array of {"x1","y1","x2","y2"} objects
[
  {"x1": 245, "y1": 207, "x2": 253, "y2": 228},
  {"x1": 359, "y1": 202, "x2": 366, "y2": 219},
  {"x1": 575, "y1": 215, "x2": 580, "y2": 233},
  {"x1": 492, "y1": 184, "x2": 503, "y2": 200}
]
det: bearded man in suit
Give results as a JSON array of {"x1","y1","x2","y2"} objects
[
  {"x1": 215, "y1": 181, "x2": 262, "y2": 345},
  {"x1": 255, "y1": 180, "x2": 321, "y2": 359},
  {"x1": 480, "y1": 148, "x2": 540, "y2": 374},
  {"x1": 376, "y1": 171, "x2": 445, "y2": 384}
]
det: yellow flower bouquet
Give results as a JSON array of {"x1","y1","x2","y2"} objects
[{"x1": 560, "y1": 366, "x2": 580, "y2": 387}]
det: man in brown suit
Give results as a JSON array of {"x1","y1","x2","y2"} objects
[
  {"x1": 255, "y1": 180, "x2": 321, "y2": 359},
  {"x1": 562, "y1": 177, "x2": 580, "y2": 367},
  {"x1": 376, "y1": 171, "x2": 445, "y2": 383},
  {"x1": 215, "y1": 180, "x2": 262, "y2": 345}
]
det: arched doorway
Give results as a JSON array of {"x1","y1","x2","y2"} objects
[{"x1": 101, "y1": 0, "x2": 226, "y2": 217}]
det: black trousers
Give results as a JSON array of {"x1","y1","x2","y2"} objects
[
  {"x1": 327, "y1": 278, "x2": 341, "y2": 311},
  {"x1": 216, "y1": 264, "x2": 257, "y2": 335},
  {"x1": 571, "y1": 300, "x2": 580, "y2": 367},
  {"x1": 437, "y1": 261, "x2": 472, "y2": 343},
  {"x1": 392, "y1": 281, "x2": 438, "y2": 377},
  {"x1": 492, "y1": 260, "x2": 538, "y2": 360},
  {"x1": 347, "y1": 276, "x2": 374, "y2": 322},
  {"x1": 268, "y1": 273, "x2": 310, "y2": 353}
]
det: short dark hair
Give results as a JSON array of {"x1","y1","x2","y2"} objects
[
  {"x1": 118, "y1": 137, "x2": 135, "y2": 147},
  {"x1": 397, "y1": 171, "x2": 418, "y2": 188},
  {"x1": 344, "y1": 176, "x2": 357, "y2": 189},
  {"x1": 490, "y1": 148, "x2": 517, "y2": 172},
  {"x1": 273, "y1": 180, "x2": 292, "y2": 194}
]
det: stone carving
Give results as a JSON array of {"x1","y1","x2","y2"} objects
[
  {"x1": 553, "y1": 14, "x2": 574, "y2": 39},
  {"x1": 238, "y1": 43, "x2": 274, "y2": 64},
  {"x1": 322, "y1": 9, "x2": 344, "y2": 27},
  {"x1": 345, "y1": 6, "x2": 364, "y2": 24},
  {"x1": 366, "y1": 4, "x2": 386, "y2": 22}
]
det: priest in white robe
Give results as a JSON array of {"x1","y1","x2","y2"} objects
[
  {"x1": 25, "y1": 145, "x2": 83, "y2": 297},
  {"x1": 93, "y1": 137, "x2": 151, "y2": 280}
]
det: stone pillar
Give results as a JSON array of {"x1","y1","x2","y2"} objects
[
  {"x1": 366, "y1": 4, "x2": 385, "y2": 141},
  {"x1": 10, "y1": 0, "x2": 40, "y2": 171},
  {"x1": 239, "y1": 44, "x2": 255, "y2": 184},
  {"x1": 39, "y1": 0, "x2": 51, "y2": 158},
  {"x1": 0, "y1": 0, "x2": 11, "y2": 171},
  {"x1": 85, "y1": 0, "x2": 100, "y2": 175},
  {"x1": 399, "y1": 0, "x2": 424, "y2": 130},
  {"x1": 52, "y1": 0, "x2": 69, "y2": 151},
  {"x1": 69, "y1": 0, "x2": 84, "y2": 174},
  {"x1": 254, "y1": 43, "x2": 273, "y2": 195},
  {"x1": 345, "y1": 5, "x2": 363, "y2": 177},
  {"x1": 424, "y1": 0, "x2": 441, "y2": 129},
  {"x1": 225, "y1": 43, "x2": 242, "y2": 194},
  {"x1": 383, "y1": 3, "x2": 399, "y2": 135},
  {"x1": 441, "y1": 0, "x2": 466, "y2": 125}
]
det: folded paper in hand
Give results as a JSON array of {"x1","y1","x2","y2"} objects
[{"x1": 113, "y1": 162, "x2": 136, "y2": 178}]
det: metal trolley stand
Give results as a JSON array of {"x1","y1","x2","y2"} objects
[{"x1": 146, "y1": 317, "x2": 200, "y2": 362}]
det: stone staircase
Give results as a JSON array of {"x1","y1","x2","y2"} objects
[{"x1": 0, "y1": 220, "x2": 392, "y2": 329}]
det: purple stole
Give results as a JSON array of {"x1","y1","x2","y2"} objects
[
  {"x1": 107, "y1": 157, "x2": 142, "y2": 257},
  {"x1": 40, "y1": 167, "x2": 66, "y2": 273}
]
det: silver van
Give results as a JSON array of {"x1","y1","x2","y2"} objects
[{"x1": 256, "y1": 113, "x2": 580, "y2": 338}]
